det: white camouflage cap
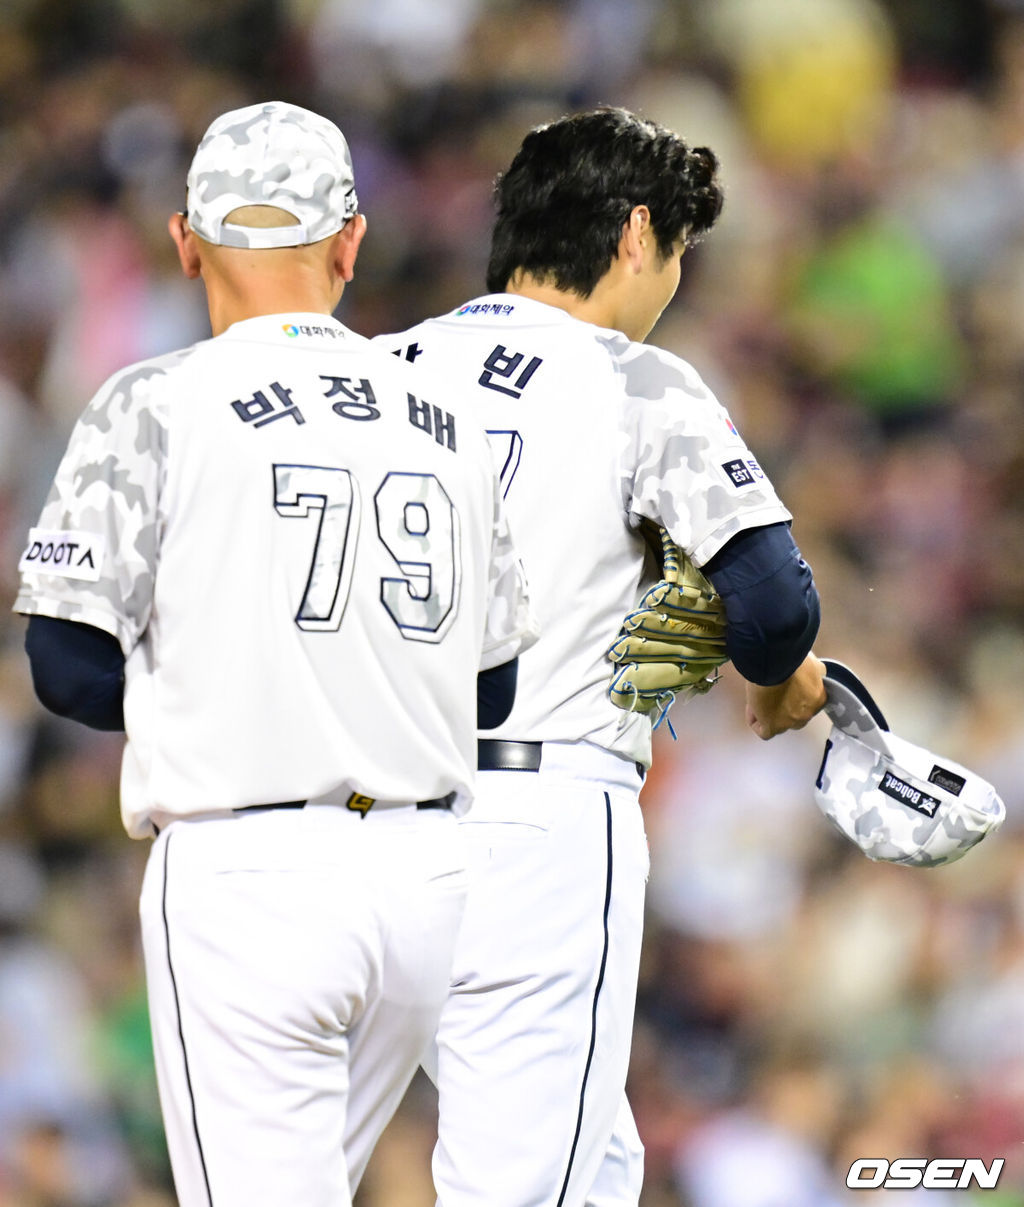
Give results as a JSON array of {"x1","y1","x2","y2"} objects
[
  {"x1": 186, "y1": 101, "x2": 358, "y2": 249},
  {"x1": 814, "y1": 660, "x2": 1005, "y2": 867}
]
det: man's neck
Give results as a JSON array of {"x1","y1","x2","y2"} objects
[
  {"x1": 206, "y1": 282, "x2": 340, "y2": 337},
  {"x1": 503, "y1": 277, "x2": 618, "y2": 333},
  {"x1": 200, "y1": 251, "x2": 345, "y2": 337}
]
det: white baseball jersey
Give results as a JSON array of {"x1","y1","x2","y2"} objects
[
  {"x1": 375, "y1": 294, "x2": 792, "y2": 767},
  {"x1": 15, "y1": 313, "x2": 535, "y2": 836}
]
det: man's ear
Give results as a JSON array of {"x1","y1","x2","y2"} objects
[
  {"x1": 168, "y1": 213, "x2": 202, "y2": 279},
  {"x1": 334, "y1": 214, "x2": 368, "y2": 283},
  {"x1": 620, "y1": 205, "x2": 652, "y2": 273}
]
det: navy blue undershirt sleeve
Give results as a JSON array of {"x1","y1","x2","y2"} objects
[
  {"x1": 24, "y1": 615, "x2": 126, "y2": 731},
  {"x1": 477, "y1": 658, "x2": 518, "y2": 729},
  {"x1": 26, "y1": 615, "x2": 517, "y2": 735},
  {"x1": 702, "y1": 522, "x2": 820, "y2": 687}
]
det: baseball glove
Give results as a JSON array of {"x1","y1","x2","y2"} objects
[{"x1": 606, "y1": 527, "x2": 729, "y2": 716}]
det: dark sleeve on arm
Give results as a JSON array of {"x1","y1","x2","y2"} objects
[
  {"x1": 702, "y1": 522, "x2": 820, "y2": 687},
  {"x1": 477, "y1": 658, "x2": 518, "y2": 730},
  {"x1": 24, "y1": 616, "x2": 126, "y2": 731}
]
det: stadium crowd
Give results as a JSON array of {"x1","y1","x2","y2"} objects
[{"x1": 0, "y1": 0, "x2": 1022, "y2": 1203}]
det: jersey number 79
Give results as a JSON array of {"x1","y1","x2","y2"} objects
[{"x1": 273, "y1": 463, "x2": 461, "y2": 642}]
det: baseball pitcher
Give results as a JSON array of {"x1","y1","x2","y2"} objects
[{"x1": 376, "y1": 107, "x2": 826, "y2": 1206}]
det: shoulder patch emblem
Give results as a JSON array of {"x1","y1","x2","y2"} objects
[
  {"x1": 18, "y1": 529, "x2": 106, "y2": 582},
  {"x1": 721, "y1": 458, "x2": 764, "y2": 489}
]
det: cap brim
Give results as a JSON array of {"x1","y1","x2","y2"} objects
[{"x1": 821, "y1": 660, "x2": 892, "y2": 756}]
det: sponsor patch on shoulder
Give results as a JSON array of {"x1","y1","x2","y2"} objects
[
  {"x1": 18, "y1": 529, "x2": 105, "y2": 582},
  {"x1": 721, "y1": 458, "x2": 765, "y2": 489}
]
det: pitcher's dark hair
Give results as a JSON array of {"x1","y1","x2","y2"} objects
[{"x1": 486, "y1": 107, "x2": 724, "y2": 297}]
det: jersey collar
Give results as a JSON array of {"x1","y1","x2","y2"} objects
[
  {"x1": 449, "y1": 294, "x2": 576, "y2": 323},
  {"x1": 448, "y1": 293, "x2": 621, "y2": 336},
  {"x1": 220, "y1": 313, "x2": 356, "y2": 345}
]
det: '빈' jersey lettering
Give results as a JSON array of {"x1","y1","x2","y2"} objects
[
  {"x1": 478, "y1": 346, "x2": 543, "y2": 398},
  {"x1": 374, "y1": 293, "x2": 792, "y2": 766}
]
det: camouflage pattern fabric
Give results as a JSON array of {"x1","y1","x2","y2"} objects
[
  {"x1": 187, "y1": 101, "x2": 359, "y2": 249},
  {"x1": 604, "y1": 333, "x2": 793, "y2": 565},
  {"x1": 14, "y1": 350, "x2": 189, "y2": 651},
  {"x1": 814, "y1": 725, "x2": 1005, "y2": 867}
]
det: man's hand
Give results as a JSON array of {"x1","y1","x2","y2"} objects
[{"x1": 745, "y1": 652, "x2": 827, "y2": 740}]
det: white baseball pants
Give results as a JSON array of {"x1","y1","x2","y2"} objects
[
  {"x1": 429, "y1": 741, "x2": 648, "y2": 1206},
  {"x1": 139, "y1": 803, "x2": 467, "y2": 1207}
]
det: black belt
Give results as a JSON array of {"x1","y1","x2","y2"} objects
[
  {"x1": 235, "y1": 791, "x2": 457, "y2": 814},
  {"x1": 478, "y1": 739, "x2": 543, "y2": 771},
  {"x1": 477, "y1": 739, "x2": 645, "y2": 780}
]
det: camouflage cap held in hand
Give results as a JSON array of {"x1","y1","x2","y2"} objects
[
  {"x1": 814, "y1": 660, "x2": 1004, "y2": 867},
  {"x1": 186, "y1": 101, "x2": 358, "y2": 249}
]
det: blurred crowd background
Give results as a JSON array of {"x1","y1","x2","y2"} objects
[{"x1": 0, "y1": 0, "x2": 1023, "y2": 1203}]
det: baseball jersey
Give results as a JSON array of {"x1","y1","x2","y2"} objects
[
  {"x1": 15, "y1": 313, "x2": 535, "y2": 836},
  {"x1": 375, "y1": 294, "x2": 792, "y2": 766}
]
